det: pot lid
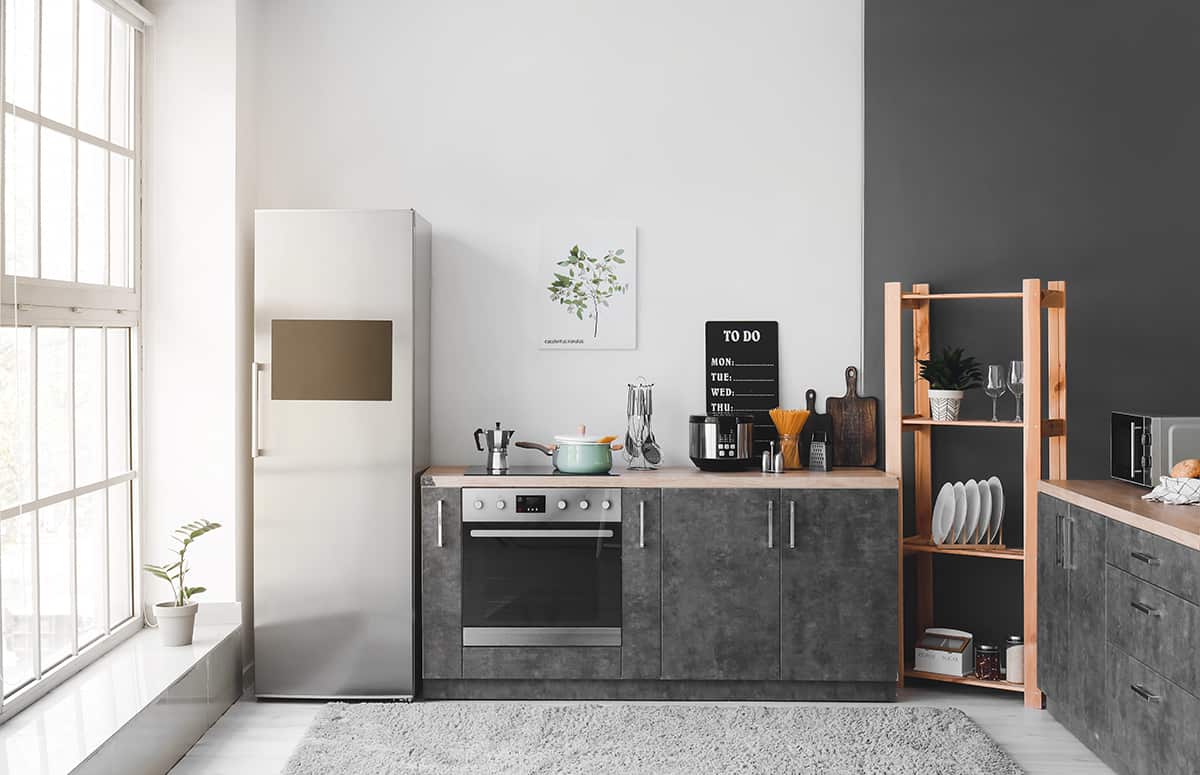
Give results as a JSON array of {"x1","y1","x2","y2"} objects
[{"x1": 553, "y1": 424, "x2": 609, "y2": 444}]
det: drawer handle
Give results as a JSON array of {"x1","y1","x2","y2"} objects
[
  {"x1": 1131, "y1": 551, "x2": 1161, "y2": 567},
  {"x1": 639, "y1": 501, "x2": 645, "y2": 549},
  {"x1": 1130, "y1": 683, "x2": 1162, "y2": 703},
  {"x1": 1130, "y1": 600, "x2": 1163, "y2": 618},
  {"x1": 789, "y1": 500, "x2": 796, "y2": 549},
  {"x1": 436, "y1": 500, "x2": 444, "y2": 548},
  {"x1": 767, "y1": 501, "x2": 774, "y2": 549}
]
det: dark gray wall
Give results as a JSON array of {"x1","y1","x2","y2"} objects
[{"x1": 865, "y1": 1, "x2": 1200, "y2": 651}]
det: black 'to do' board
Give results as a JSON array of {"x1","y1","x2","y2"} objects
[{"x1": 705, "y1": 321, "x2": 779, "y2": 456}]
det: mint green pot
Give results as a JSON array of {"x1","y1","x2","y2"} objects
[{"x1": 515, "y1": 440, "x2": 613, "y2": 474}]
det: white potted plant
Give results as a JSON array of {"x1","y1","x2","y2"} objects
[
  {"x1": 144, "y1": 519, "x2": 221, "y2": 646},
  {"x1": 918, "y1": 347, "x2": 983, "y2": 421}
]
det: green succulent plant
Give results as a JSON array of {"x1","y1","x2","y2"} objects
[
  {"x1": 547, "y1": 245, "x2": 630, "y2": 338},
  {"x1": 918, "y1": 347, "x2": 984, "y2": 391},
  {"x1": 144, "y1": 519, "x2": 222, "y2": 607}
]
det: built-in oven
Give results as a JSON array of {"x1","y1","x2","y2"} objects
[{"x1": 461, "y1": 488, "x2": 622, "y2": 647}]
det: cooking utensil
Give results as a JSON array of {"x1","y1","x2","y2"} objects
[
  {"x1": 808, "y1": 431, "x2": 831, "y2": 472},
  {"x1": 474, "y1": 421, "x2": 515, "y2": 472},
  {"x1": 624, "y1": 380, "x2": 659, "y2": 470},
  {"x1": 516, "y1": 425, "x2": 617, "y2": 474},
  {"x1": 826, "y1": 366, "x2": 879, "y2": 467},
  {"x1": 799, "y1": 389, "x2": 833, "y2": 468}
]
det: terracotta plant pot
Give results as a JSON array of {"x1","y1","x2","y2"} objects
[
  {"x1": 155, "y1": 601, "x2": 199, "y2": 646},
  {"x1": 929, "y1": 389, "x2": 965, "y2": 422}
]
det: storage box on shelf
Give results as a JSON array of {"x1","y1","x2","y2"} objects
[{"x1": 884, "y1": 279, "x2": 1067, "y2": 708}]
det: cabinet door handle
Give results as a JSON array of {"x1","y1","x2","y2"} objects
[
  {"x1": 1130, "y1": 600, "x2": 1163, "y2": 618},
  {"x1": 789, "y1": 500, "x2": 796, "y2": 549},
  {"x1": 1130, "y1": 551, "x2": 1161, "y2": 567},
  {"x1": 767, "y1": 501, "x2": 774, "y2": 549},
  {"x1": 639, "y1": 501, "x2": 645, "y2": 549},
  {"x1": 1064, "y1": 516, "x2": 1074, "y2": 571},
  {"x1": 436, "y1": 500, "x2": 444, "y2": 548},
  {"x1": 1055, "y1": 514, "x2": 1064, "y2": 568},
  {"x1": 1130, "y1": 683, "x2": 1162, "y2": 703}
]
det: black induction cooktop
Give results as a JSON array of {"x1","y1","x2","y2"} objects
[{"x1": 463, "y1": 466, "x2": 619, "y2": 477}]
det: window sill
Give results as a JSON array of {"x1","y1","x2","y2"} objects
[{"x1": 0, "y1": 608, "x2": 241, "y2": 775}]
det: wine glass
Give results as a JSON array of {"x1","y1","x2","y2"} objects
[
  {"x1": 985, "y1": 365, "x2": 1006, "y2": 422},
  {"x1": 1008, "y1": 360, "x2": 1025, "y2": 422}
]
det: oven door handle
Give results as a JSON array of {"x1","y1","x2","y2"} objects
[{"x1": 469, "y1": 529, "x2": 615, "y2": 538}]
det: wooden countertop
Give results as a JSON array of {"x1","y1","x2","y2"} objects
[
  {"x1": 422, "y1": 466, "x2": 899, "y2": 490},
  {"x1": 1039, "y1": 480, "x2": 1200, "y2": 551}
]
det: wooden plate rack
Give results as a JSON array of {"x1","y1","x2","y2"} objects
[{"x1": 884, "y1": 279, "x2": 1067, "y2": 708}]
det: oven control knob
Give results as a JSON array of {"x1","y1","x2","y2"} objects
[
  {"x1": 496, "y1": 499, "x2": 507, "y2": 510},
  {"x1": 557, "y1": 500, "x2": 568, "y2": 510},
  {"x1": 579, "y1": 500, "x2": 590, "y2": 510},
  {"x1": 473, "y1": 499, "x2": 484, "y2": 510},
  {"x1": 601, "y1": 500, "x2": 612, "y2": 510}
]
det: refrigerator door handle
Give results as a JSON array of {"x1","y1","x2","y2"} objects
[{"x1": 251, "y1": 362, "x2": 262, "y2": 458}]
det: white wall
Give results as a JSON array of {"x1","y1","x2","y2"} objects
[
  {"x1": 253, "y1": 0, "x2": 864, "y2": 466},
  {"x1": 143, "y1": 0, "x2": 240, "y2": 602}
]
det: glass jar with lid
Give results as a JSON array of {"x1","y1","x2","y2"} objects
[{"x1": 975, "y1": 643, "x2": 1001, "y2": 681}]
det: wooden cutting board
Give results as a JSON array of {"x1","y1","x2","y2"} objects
[
  {"x1": 826, "y1": 366, "x2": 879, "y2": 467},
  {"x1": 799, "y1": 389, "x2": 833, "y2": 468}
]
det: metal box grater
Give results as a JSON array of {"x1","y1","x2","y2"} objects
[{"x1": 809, "y1": 432, "x2": 831, "y2": 472}]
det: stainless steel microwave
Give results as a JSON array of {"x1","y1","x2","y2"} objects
[{"x1": 1111, "y1": 412, "x2": 1200, "y2": 487}]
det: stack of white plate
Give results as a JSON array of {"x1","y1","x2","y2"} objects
[{"x1": 932, "y1": 477, "x2": 1004, "y2": 545}]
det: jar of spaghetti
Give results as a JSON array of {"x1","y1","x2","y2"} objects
[{"x1": 975, "y1": 643, "x2": 1001, "y2": 680}]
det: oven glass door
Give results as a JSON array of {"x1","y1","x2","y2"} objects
[{"x1": 461, "y1": 521, "x2": 621, "y2": 637}]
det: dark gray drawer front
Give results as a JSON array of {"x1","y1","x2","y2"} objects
[
  {"x1": 1106, "y1": 566, "x2": 1200, "y2": 696},
  {"x1": 462, "y1": 648, "x2": 621, "y2": 680},
  {"x1": 1107, "y1": 520, "x2": 1200, "y2": 604},
  {"x1": 1107, "y1": 645, "x2": 1200, "y2": 775}
]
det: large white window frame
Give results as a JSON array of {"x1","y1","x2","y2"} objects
[{"x1": 1, "y1": 0, "x2": 150, "y2": 721}]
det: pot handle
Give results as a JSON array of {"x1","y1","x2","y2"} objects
[
  {"x1": 515, "y1": 441, "x2": 556, "y2": 456},
  {"x1": 473, "y1": 428, "x2": 485, "y2": 452}
]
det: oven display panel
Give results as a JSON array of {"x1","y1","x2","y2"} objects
[{"x1": 515, "y1": 495, "x2": 546, "y2": 514}]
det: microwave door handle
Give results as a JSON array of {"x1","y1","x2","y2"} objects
[{"x1": 1130, "y1": 420, "x2": 1137, "y2": 477}]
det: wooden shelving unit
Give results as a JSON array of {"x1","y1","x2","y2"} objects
[{"x1": 884, "y1": 279, "x2": 1067, "y2": 709}]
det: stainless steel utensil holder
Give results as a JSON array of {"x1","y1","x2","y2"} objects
[{"x1": 624, "y1": 379, "x2": 658, "y2": 470}]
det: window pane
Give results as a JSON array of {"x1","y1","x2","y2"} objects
[
  {"x1": 106, "y1": 328, "x2": 130, "y2": 475},
  {"x1": 1, "y1": 327, "x2": 34, "y2": 510},
  {"x1": 4, "y1": 0, "x2": 37, "y2": 109},
  {"x1": 107, "y1": 483, "x2": 131, "y2": 626},
  {"x1": 39, "y1": 501, "x2": 73, "y2": 667},
  {"x1": 79, "y1": 1, "x2": 110, "y2": 139},
  {"x1": 40, "y1": 129, "x2": 75, "y2": 282},
  {"x1": 78, "y1": 144, "x2": 108, "y2": 285},
  {"x1": 109, "y1": 154, "x2": 132, "y2": 287},
  {"x1": 40, "y1": 0, "x2": 75, "y2": 126},
  {"x1": 75, "y1": 328, "x2": 104, "y2": 486},
  {"x1": 37, "y1": 327, "x2": 71, "y2": 497},
  {"x1": 2, "y1": 511, "x2": 36, "y2": 695},
  {"x1": 3, "y1": 117, "x2": 37, "y2": 278},
  {"x1": 77, "y1": 491, "x2": 106, "y2": 646},
  {"x1": 110, "y1": 20, "x2": 132, "y2": 149}
]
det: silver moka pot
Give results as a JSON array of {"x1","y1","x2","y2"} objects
[{"x1": 474, "y1": 422, "x2": 515, "y2": 472}]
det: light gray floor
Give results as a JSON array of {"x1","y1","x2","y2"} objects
[{"x1": 168, "y1": 687, "x2": 1112, "y2": 775}]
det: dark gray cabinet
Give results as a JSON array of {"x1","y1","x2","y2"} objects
[
  {"x1": 420, "y1": 487, "x2": 462, "y2": 679},
  {"x1": 622, "y1": 489, "x2": 662, "y2": 679},
  {"x1": 1065, "y1": 505, "x2": 1107, "y2": 748},
  {"x1": 661, "y1": 488, "x2": 781, "y2": 680},
  {"x1": 1037, "y1": 493, "x2": 1068, "y2": 700},
  {"x1": 1107, "y1": 645, "x2": 1200, "y2": 775},
  {"x1": 1037, "y1": 497, "x2": 1107, "y2": 746},
  {"x1": 782, "y1": 489, "x2": 897, "y2": 681}
]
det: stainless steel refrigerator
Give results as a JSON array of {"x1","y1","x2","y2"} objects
[{"x1": 253, "y1": 209, "x2": 430, "y2": 699}]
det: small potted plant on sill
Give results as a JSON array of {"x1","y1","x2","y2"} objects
[
  {"x1": 918, "y1": 346, "x2": 983, "y2": 422},
  {"x1": 144, "y1": 519, "x2": 221, "y2": 646}
]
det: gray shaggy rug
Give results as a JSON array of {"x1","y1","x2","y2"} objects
[{"x1": 283, "y1": 702, "x2": 1023, "y2": 774}]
